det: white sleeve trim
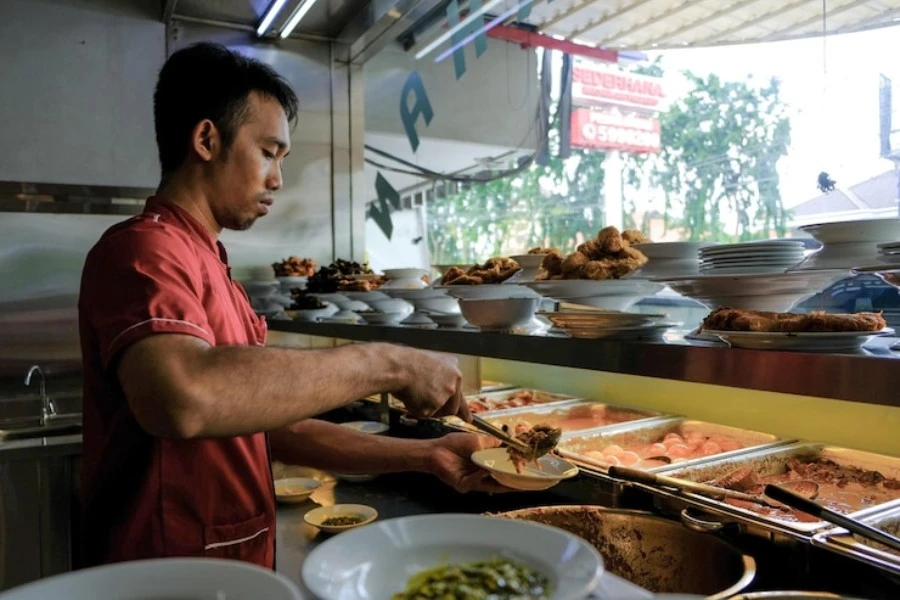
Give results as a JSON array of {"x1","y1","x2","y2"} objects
[
  {"x1": 203, "y1": 526, "x2": 270, "y2": 550},
  {"x1": 107, "y1": 317, "x2": 212, "y2": 354}
]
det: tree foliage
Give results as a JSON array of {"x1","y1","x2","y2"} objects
[{"x1": 427, "y1": 59, "x2": 792, "y2": 265}]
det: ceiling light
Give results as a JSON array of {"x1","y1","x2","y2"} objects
[
  {"x1": 414, "y1": 0, "x2": 507, "y2": 60},
  {"x1": 280, "y1": 0, "x2": 319, "y2": 39},
  {"x1": 256, "y1": 0, "x2": 289, "y2": 37}
]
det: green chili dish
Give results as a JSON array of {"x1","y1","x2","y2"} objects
[{"x1": 391, "y1": 557, "x2": 552, "y2": 599}]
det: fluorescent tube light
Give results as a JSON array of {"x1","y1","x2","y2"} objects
[
  {"x1": 414, "y1": 0, "x2": 507, "y2": 60},
  {"x1": 280, "y1": 0, "x2": 319, "y2": 39},
  {"x1": 256, "y1": 0, "x2": 290, "y2": 37}
]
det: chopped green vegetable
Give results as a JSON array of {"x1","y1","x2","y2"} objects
[{"x1": 392, "y1": 557, "x2": 550, "y2": 599}]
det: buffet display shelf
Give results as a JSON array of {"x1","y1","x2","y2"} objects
[{"x1": 267, "y1": 321, "x2": 900, "y2": 409}]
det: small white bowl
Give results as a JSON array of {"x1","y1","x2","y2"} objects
[
  {"x1": 383, "y1": 268, "x2": 429, "y2": 280},
  {"x1": 274, "y1": 477, "x2": 321, "y2": 504},
  {"x1": 471, "y1": 448, "x2": 578, "y2": 491},
  {"x1": 458, "y1": 297, "x2": 541, "y2": 330},
  {"x1": 304, "y1": 504, "x2": 378, "y2": 533}
]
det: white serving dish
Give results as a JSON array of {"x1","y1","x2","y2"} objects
[
  {"x1": 383, "y1": 268, "x2": 429, "y2": 280},
  {"x1": 276, "y1": 275, "x2": 308, "y2": 293},
  {"x1": 413, "y1": 294, "x2": 461, "y2": 314},
  {"x1": 655, "y1": 271, "x2": 847, "y2": 311},
  {"x1": 303, "y1": 504, "x2": 378, "y2": 533},
  {"x1": 285, "y1": 305, "x2": 338, "y2": 322},
  {"x1": 800, "y1": 218, "x2": 900, "y2": 244},
  {"x1": 301, "y1": 514, "x2": 602, "y2": 600},
  {"x1": 381, "y1": 277, "x2": 428, "y2": 290},
  {"x1": 458, "y1": 297, "x2": 541, "y2": 330},
  {"x1": 0, "y1": 558, "x2": 305, "y2": 600},
  {"x1": 441, "y1": 283, "x2": 540, "y2": 300},
  {"x1": 705, "y1": 328, "x2": 893, "y2": 352},
  {"x1": 471, "y1": 448, "x2": 579, "y2": 491},
  {"x1": 364, "y1": 297, "x2": 414, "y2": 317},
  {"x1": 633, "y1": 241, "x2": 713, "y2": 259},
  {"x1": 274, "y1": 477, "x2": 321, "y2": 503}
]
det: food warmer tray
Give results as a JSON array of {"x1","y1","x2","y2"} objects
[
  {"x1": 559, "y1": 417, "x2": 790, "y2": 474},
  {"x1": 811, "y1": 501, "x2": 900, "y2": 577},
  {"x1": 479, "y1": 398, "x2": 668, "y2": 429},
  {"x1": 464, "y1": 388, "x2": 580, "y2": 413},
  {"x1": 637, "y1": 443, "x2": 900, "y2": 541}
]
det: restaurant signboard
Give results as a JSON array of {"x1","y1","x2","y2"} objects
[
  {"x1": 572, "y1": 59, "x2": 667, "y2": 113},
  {"x1": 570, "y1": 108, "x2": 661, "y2": 154}
]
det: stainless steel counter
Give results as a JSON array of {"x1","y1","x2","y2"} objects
[
  {"x1": 0, "y1": 433, "x2": 82, "y2": 460},
  {"x1": 268, "y1": 321, "x2": 900, "y2": 408}
]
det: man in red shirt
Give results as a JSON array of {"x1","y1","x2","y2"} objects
[{"x1": 78, "y1": 42, "x2": 504, "y2": 569}]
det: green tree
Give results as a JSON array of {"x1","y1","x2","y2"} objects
[{"x1": 427, "y1": 60, "x2": 792, "y2": 265}]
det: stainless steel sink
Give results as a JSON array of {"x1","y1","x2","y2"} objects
[{"x1": 0, "y1": 416, "x2": 82, "y2": 441}]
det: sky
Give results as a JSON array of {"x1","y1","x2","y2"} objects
[{"x1": 646, "y1": 24, "x2": 900, "y2": 209}]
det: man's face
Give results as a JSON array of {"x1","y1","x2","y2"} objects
[{"x1": 209, "y1": 91, "x2": 291, "y2": 231}]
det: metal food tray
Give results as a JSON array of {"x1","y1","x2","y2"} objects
[
  {"x1": 465, "y1": 388, "x2": 579, "y2": 414},
  {"x1": 649, "y1": 443, "x2": 900, "y2": 537},
  {"x1": 559, "y1": 417, "x2": 788, "y2": 473},
  {"x1": 482, "y1": 399, "x2": 667, "y2": 432},
  {"x1": 811, "y1": 501, "x2": 900, "y2": 576}
]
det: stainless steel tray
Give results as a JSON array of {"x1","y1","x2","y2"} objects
[
  {"x1": 650, "y1": 443, "x2": 900, "y2": 537},
  {"x1": 559, "y1": 417, "x2": 788, "y2": 473},
  {"x1": 811, "y1": 501, "x2": 900, "y2": 576},
  {"x1": 481, "y1": 399, "x2": 666, "y2": 433},
  {"x1": 464, "y1": 388, "x2": 579, "y2": 414}
]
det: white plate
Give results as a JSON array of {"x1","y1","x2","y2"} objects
[
  {"x1": 705, "y1": 329, "x2": 892, "y2": 352},
  {"x1": 632, "y1": 242, "x2": 713, "y2": 259},
  {"x1": 0, "y1": 558, "x2": 305, "y2": 600},
  {"x1": 274, "y1": 477, "x2": 321, "y2": 503},
  {"x1": 471, "y1": 448, "x2": 579, "y2": 491},
  {"x1": 700, "y1": 251, "x2": 805, "y2": 263},
  {"x1": 699, "y1": 266, "x2": 792, "y2": 276},
  {"x1": 561, "y1": 322, "x2": 677, "y2": 340},
  {"x1": 541, "y1": 310, "x2": 667, "y2": 328},
  {"x1": 303, "y1": 504, "x2": 378, "y2": 533},
  {"x1": 800, "y1": 218, "x2": 900, "y2": 244},
  {"x1": 301, "y1": 514, "x2": 602, "y2": 600},
  {"x1": 699, "y1": 241, "x2": 805, "y2": 256},
  {"x1": 699, "y1": 248, "x2": 805, "y2": 260}
]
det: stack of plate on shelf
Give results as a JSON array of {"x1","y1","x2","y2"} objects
[
  {"x1": 792, "y1": 218, "x2": 900, "y2": 271},
  {"x1": 698, "y1": 241, "x2": 806, "y2": 275},
  {"x1": 541, "y1": 308, "x2": 677, "y2": 340},
  {"x1": 628, "y1": 242, "x2": 711, "y2": 278}
]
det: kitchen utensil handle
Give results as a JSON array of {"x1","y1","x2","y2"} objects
[
  {"x1": 766, "y1": 484, "x2": 900, "y2": 553},
  {"x1": 608, "y1": 466, "x2": 659, "y2": 486}
]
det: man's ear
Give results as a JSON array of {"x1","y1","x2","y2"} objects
[{"x1": 190, "y1": 119, "x2": 221, "y2": 162}]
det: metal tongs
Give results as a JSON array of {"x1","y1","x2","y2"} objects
[{"x1": 470, "y1": 415, "x2": 530, "y2": 454}]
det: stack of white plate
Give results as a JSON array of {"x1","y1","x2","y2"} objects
[
  {"x1": 698, "y1": 241, "x2": 805, "y2": 275},
  {"x1": 793, "y1": 218, "x2": 900, "y2": 271},
  {"x1": 541, "y1": 309, "x2": 677, "y2": 340}
]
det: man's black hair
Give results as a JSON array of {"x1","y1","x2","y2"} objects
[{"x1": 154, "y1": 42, "x2": 299, "y2": 176}]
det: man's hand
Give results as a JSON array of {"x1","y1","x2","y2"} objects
[
  {"x1": 391, "y1": 349, "x2": 471, "y2": 422},
  {"x1": 426, "y1": 433, "x2": 512, "y2": 494}
]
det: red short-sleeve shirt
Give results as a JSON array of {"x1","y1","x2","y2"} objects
[{"x1": 78, "y1": 197, "x2": 275, "y2": 568}]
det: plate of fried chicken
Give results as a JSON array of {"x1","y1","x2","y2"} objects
[{"x1": 701, "y1": 308, "x2": 892, "y2": 351}]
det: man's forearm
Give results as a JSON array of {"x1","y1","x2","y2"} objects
[
  {"x1": 269, "y1": 419, "x2": 433, "y2": 474},
  {"x1": 120, "y1": 336, "x2": 405, "y2": 438}
]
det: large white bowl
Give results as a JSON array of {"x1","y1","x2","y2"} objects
[
  {"x1": 799, "y1": 218, "x2": 900, "y2": 244},
  {"x1": 655, "y1": 271, "x2": 847, "y2": 311},
  {"x1": 0, "y1": 558, "x2": 305, "y2": 600},
  {"x1": 301, "y1": 514, "x2": 604, "y2": 600},
  {"x1": 459, "y1": 297, "x2": 541, "y2": 330},
  {"x1": 441, "y1": 284, "x2": 540, "y2": 300}
]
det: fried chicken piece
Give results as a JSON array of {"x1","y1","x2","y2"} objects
[
  {"x1": 528, "y1": 246, "x2": 559, "y2": 255},
  {"x1": 596, "y1": 226, "x2": 625, "y2": 254},
  {"x1": 441, "y1": 266, "x2": 467, "y2": 285},
  {"x1": 539, "y1": 251, "x2": 564, "y2": 278},
  {"x1": 703, "y1": 307, "x2": 887, "y2": 333},
  {"x1": 583, "y1": 259, "x2": 617, "y2": 281},
  {"x1": 447, "y1": 274, "x2": 483, "y2": 285},
  {"x1": 577, "y1": 240, "x2": 602, "y2": 260},
  {"x1": 623, "y1": 229, "x2": 651, "y2": 245},
  {"x1": 561, "y1": 251, "x2": 590, "y2": 275}
]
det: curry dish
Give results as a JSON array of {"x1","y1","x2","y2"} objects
[{"x1": 392, "y1": 558, "x2": 551, "y2": 599}]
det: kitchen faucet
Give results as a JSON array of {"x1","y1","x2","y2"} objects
[{"x1": 25, "y1": 365, "x2": 56, "y2": 426}]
